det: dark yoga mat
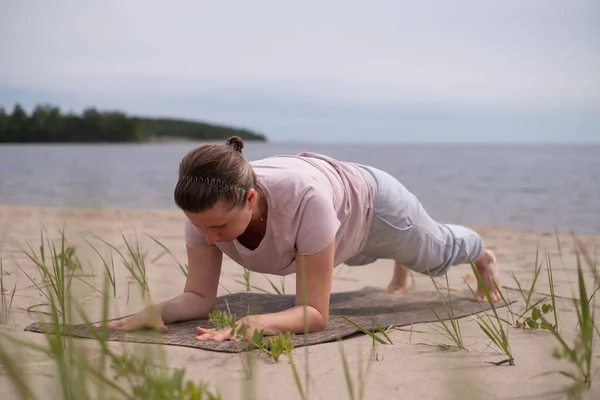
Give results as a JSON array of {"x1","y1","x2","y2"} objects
[{"x1": 24, "y1": 286, "x2": 507, "y2": 353}]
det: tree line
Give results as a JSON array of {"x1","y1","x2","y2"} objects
[{"x1": 0, "y1": 103, "x2": 267, "y2": 143}]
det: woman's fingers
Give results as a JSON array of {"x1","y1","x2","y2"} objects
[
  {"x1": 94, "y1": 316, "x2": 142, "y2": 332},
  {"x1": 194, "y1": 327, "x2": 237, "y2": 341},
  {"x1": 195, "y1": 334, "x2": 236, "y2": 341},
  {"x1": 195, "y1": 333, "x2": 213, "y2": 340},
  {"x1": 92, "y1": 313, "x2": 168, "y2": 333},
  {"x1": 94, "y1": 317, "x2": 225, "y2": 341}
]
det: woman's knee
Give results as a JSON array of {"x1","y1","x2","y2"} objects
[
  {"x1": 388, "y1": 223, "x2": 459, "y2": 276},
  {"x1": 404, "y1": 226, "x2": 483, "y2": 277},
  {"x1": 398, "y1": 246, "x2": 450, "y2": 277}
]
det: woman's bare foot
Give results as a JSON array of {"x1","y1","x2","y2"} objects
[
  {"x1": 387, "y1": 261, "x2": 411, "y2": 294},
  {"x1": 473, "y1": 249, "x2": 501, "y2": 302}
]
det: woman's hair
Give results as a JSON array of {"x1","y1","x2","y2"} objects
[{"x1": 174, "y1": 136, "x2": 260, "y2": 212}]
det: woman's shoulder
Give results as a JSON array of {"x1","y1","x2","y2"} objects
[
  {"x1": 251, "y1": 155, "x2": 336, "y2": 216},
  {"x1": 252, "y1": 154, "x2": 333, "y2": 188},
  {"x1": 251, "y1": 152, "x2": 344, "y2": 166}
]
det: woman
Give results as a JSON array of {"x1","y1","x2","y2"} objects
[{"x1": 99, "y1": 136, "x2": 501, "y2": 341}]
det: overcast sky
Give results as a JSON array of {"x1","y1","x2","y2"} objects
[{"x1": 1, "y1": 0, "x2": 598, "y2": 142}]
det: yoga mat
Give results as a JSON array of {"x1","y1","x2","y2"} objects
[{"x1": 24, "y1": 286, "x2": 507, "y2": 353}]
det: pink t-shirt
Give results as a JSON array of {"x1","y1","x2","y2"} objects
[{"x1": 185, "y1": 152, "x2": 374, "y2": 276}]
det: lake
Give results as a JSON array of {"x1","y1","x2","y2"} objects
[{"x1": 0, "y1": 142, "x2": 598, "y2": 235}]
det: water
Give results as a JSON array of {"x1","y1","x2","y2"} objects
[{"x1": 0, "y1": 142, "x2": 599, "y2": 235}]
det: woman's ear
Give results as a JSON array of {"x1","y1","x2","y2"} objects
[{"x1": 246, "y1": 188, "x2": 258, "y2": 209}]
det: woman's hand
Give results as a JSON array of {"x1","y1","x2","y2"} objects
[
  {"x1": 93, "y1": 306, "x2": 167, "y2": 333},
  {"x1": 195, "y1": 315, "x2": 264, "y2": 342}
]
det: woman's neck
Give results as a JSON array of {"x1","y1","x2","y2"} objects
[{"x1": 251, "y1": 188, "x2": 268, "y2": 223}]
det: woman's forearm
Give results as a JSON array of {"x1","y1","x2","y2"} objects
[
  {"x1": 256, "y1": 305, "x2": 328, "y2": 336},
  {"x1": 157, "y1": 291, "x2": 215, "y2": 324}
]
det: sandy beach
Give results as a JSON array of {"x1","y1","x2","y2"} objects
[{"x1": 0, "y1": 203, "x2": 599, "y2": 400}]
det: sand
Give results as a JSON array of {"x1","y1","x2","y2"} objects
[{"x1": 0, "y1": 203, "x2": 599, "y2": 400}]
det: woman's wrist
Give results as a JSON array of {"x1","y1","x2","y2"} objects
[
  {"x1": 246, "y1": 305, "x2": 327, "y2": 337},
  {"x1": 160, "y1": 291, "x2": 214, "y2": 324}
]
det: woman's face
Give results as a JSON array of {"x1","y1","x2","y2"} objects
[{"x1": 185, "y1": 190, "x2": 257, "y2": 245}]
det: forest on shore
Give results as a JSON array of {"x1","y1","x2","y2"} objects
[{"x1": 0, "y1": 103, "x2": 267, "y2": 143}]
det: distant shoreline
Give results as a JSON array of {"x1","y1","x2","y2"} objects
[{"x1": 0, "y1": 103, "x2": 268, "y2": 143}]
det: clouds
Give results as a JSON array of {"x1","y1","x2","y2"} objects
[{"x1": 1, "y1": 0, "x2": 598, "y2": 141}]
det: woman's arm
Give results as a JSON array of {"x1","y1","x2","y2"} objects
[
  {"x1": 255, "y1": 238, "x2": 335, "y2": 335},
  {"x1": 98, "y1": 244, "x2": 223, "y2": 332},
  {"x1": 196, "y1": 239, "x2": 335, "y2": 341},
  {"x1": 157, "y1": 244, "x2": 223, "y2": 324}
]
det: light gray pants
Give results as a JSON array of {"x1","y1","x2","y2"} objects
[{"x1": 346, "y1": 164, "x2": 484, "y2": 277}]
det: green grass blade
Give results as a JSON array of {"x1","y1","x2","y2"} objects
[
  {"x1": 510, "y1": 271, "x2": 527, "y2": 304},
  {"x1": 265, "y1": 276, "x2": 283, "y2": 295},
  {"x1": 0, "y1": 343, "x2": 37, "y2": 400},
  {"x1": 285, "y1": 349, "x2": 306, "y2": 400},
  {"x1": 430, "y1": 308, "x2": 462, "y2": 349},
  {"x1": 338, "y1": 341, "x2": 355, "y2": 400},
  {"x1": 340, "y1": 316, "x2": 386, "y2": 345},
  {"x1": 546, "y1": 253, "x2": 559, "y2": 330},
  {"x1": 526, "y1": 243, "x2": 543, "y2": 309},
  {"x1": 84, "y1": 239, "x2": 116, "y2": 297},
  {"x1": 146, "y1": 234, "x2": 188, "y2": 277},
  {"x1": 358, "y1": 305, "x2": 393, "y2": 345},
  {"x1": 477, "y1": 320, "x2": 502, "y2": 349}
]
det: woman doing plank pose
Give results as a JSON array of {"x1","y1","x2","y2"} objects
[{"x1": 99, "y1": 136, "x2": 501, "y2": 341}]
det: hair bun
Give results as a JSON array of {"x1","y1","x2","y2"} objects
[{"x1": 225, "y1": 136, "x2": 244, "y2": 153}]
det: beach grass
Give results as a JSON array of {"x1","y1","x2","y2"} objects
[
  {"x1": 1, "y1": 224, "x2": 599, "y2": 399},
  {"x1": 147, "y1": 234, "x2": 189, "y2": 278},
  {"x1": 0, "y1": 228, "x2": 223, "y2": 400},
  {"x1": 264, "y1": 276, "x2": 286, "y2": 295},
  {"x1": 511, "y1": 250, "x2": 559, "y2": 331},
  {"x1": 540, "y1": 235, "x2": 598, "y2": 399},
  {"x1": 428, "y1": 272, "x2": 467, "y2": 351},
  {"x1": 511, "y1": 244, "x2": 544, "y2": 312},
  {"x1": 466, "y1": 261, "x2": 515, "y2": 366},
  {"x1": 235, "y1": 268, "x2": 252, "y2": 292},
  {"x1": 94, "y1": 230, "x2": 151, "y2": 300},
  {"x1": 13, "y1": 226, "x2": 83, "y2": 326},
  {"x1": 1, "y1": 258, "x2": 17, "y2": 325},
  {"x1": 85, "y1": 237, "x2": 117, "y2": 298},
  {"x1": 338, "y1": 341, "x2": 371, "y2": 400}
]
